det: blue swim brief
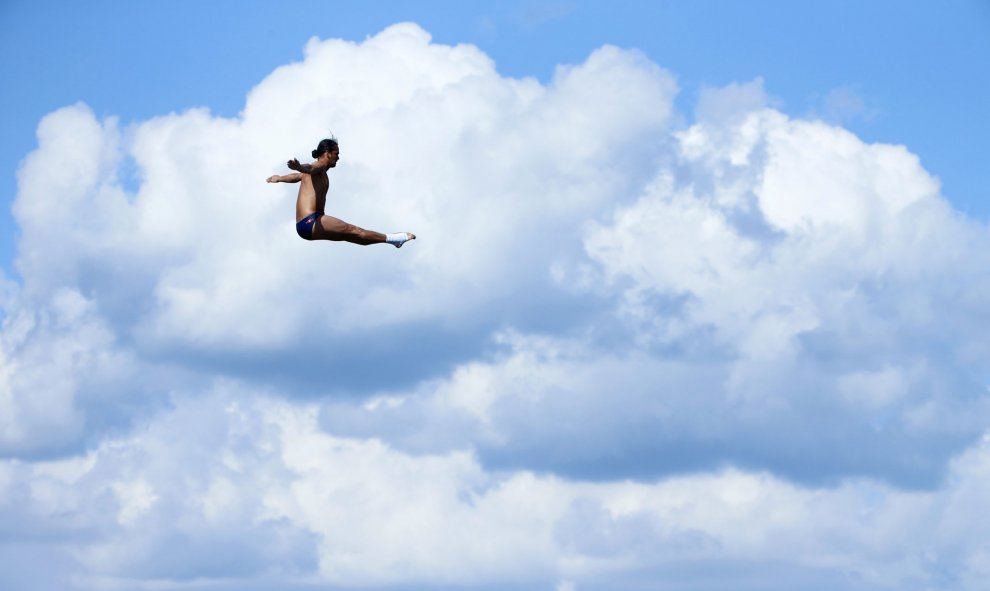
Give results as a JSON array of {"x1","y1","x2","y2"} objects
[{"x1": 296, "y1": 213, "x2": 319, "y2": 239}]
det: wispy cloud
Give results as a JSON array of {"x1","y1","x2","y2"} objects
[
  {"x1": 521, "y1": 2, "x2": 575, "y2": 27},
  {"x1": 812, "y1": 85, "x2": 882, "y2": 125}
]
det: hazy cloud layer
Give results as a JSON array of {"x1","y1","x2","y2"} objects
[{"x1": 2, "y1": 23, "x2": 988, "y2": 590}]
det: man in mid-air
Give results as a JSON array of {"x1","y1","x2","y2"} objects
[{"x1": 267, "y1": 138, "x2": 415, "y2": 247}]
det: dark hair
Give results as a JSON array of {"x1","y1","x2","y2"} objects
[{"x1": 312, "y1": 138, "x2": 339, "y2": 158}]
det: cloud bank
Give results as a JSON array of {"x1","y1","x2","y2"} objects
[{"x1": 2, "y1": 23, "x2": 988, "y2": 590}]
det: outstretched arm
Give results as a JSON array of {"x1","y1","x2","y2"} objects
[
  {"x1": 267, "y1": 173, "x2": 303, "y2": 183},
  {"x1": 287, "y1": 158, "x2": 327, "y2": 174}
]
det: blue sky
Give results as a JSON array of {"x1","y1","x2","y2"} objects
[
  {"x1": 2, "y1": 0, "x2": 989, "y2": 279},
  {"x1": 3, "y1": 2, "x2": 990, "y2": 590}
]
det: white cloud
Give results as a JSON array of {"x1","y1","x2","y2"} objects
[
  {"x1": 3, "y1": 390, "x2": 990, "y2": 590},
  {"x1": 0, "y1": 288, "x2": 146, "y2": 455},
  {"x1": 2, "y1": 21, "x2": 989, "y2": 591},
  {"x1": 10, "y1": 24, "x2": 677, "y2": 356}
]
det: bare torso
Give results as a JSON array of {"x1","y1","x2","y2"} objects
[{"x1": 295, "y1": 171, "x2": 329, "y2": 221}]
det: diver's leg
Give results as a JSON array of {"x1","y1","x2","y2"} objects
[
  {"x1": 312, "y1": 215, "x2": 415, "y2": 247},
  {"x1": 312, "y1": 215, "x2": 384, "y2": 245}
]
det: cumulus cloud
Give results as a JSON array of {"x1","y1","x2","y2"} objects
[
  {"x1": 2, "y1": 21, "x2": 989, "y2": 591},
  {"x1": 4, "y1": 389, "x2": 990, "y2": 590},
  {"x1": 316, "y1": 91, "x2": 990, "y2": 488}
]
